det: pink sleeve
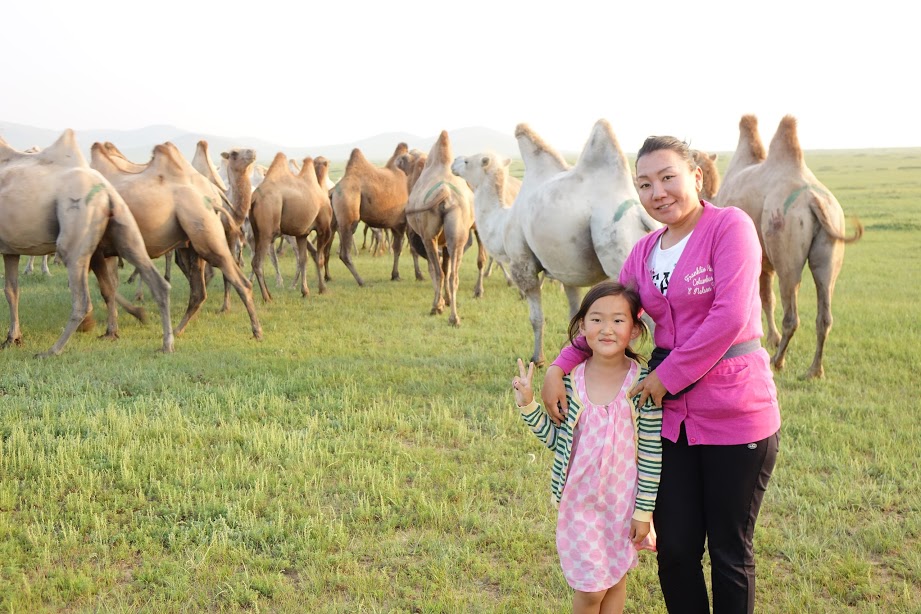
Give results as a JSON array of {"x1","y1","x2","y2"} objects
[{"x1": 550, "y1": 337, "x2": 590, "y2": 374}]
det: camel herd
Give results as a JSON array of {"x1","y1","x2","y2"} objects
[{"x1": 0, "y1": 115, "x2": 862, "y2": 378}]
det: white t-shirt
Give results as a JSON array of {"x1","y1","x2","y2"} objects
[{"x1": 651, "y1": 232, "x2": 693, "y2": 295}]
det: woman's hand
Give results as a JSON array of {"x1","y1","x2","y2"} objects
[
  {"x1": 512, "y1": 358, "x2": 535, "y2": 408},
  {"x1": 629, "y1": 369, "x2": 668, "y2": 408},
  {"x1": 540, "y1": 365, "x2": 568, "y2": 425}
]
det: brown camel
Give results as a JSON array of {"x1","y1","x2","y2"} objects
[
  {"x1": 404, "y1": 131, "x2": 479, "y2": 326},
  {"x1": 288, "y1": 156, "x2": 335, "y2": 291},
  {"x1": 716, "y1": 114, "x2": 863, "y2": 378},
  {"x1": 330, "y1": 143, "x2": 411, "y2": 285},
  {"x1": 90, "y1": 141, "x2": 263, "y2": 341},
  {"x1": 0, "y1": 130, "x2": 174, "y2": 356},
  {"x1": 693, "y1": 149, "x2": 721, "y2": 201},
  {"x1": 249, "y1": 152, "x2": 329, "y2": 300}
]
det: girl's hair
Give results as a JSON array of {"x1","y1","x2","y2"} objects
[
  {"x1": 636, "y1": 135, "x2": 697, "y2": 172},
  {"x1": 567, "y1": 281, "x2": 647, "y2": 362}
]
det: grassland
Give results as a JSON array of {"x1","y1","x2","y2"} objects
[{"x1": 0, "y1": 148, "x2": 919, "y2": 612}]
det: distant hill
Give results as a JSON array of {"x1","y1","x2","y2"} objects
[{"x1": 0, "y1": 121, "x2": 523, "y2": 166}]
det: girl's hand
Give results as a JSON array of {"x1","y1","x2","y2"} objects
[
  {"x1": 631, "y1": 519, "x2": 657, "y2": 552},
  {"x1": 628, "y1": 369, "x2": 668, "y2": 408},
  {"x1": 629, "y1": 519, "x2": 650, "y2": 545},
  {"x1": 540, "y1": 365, "x2": 567, "y2": 425},
  {"x1": 512, "y1": 359, "x2": 535, "y2": 408}
]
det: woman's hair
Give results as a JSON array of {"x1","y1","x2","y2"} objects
[
  {"x1": 567, "y1": 281, "x2": 648, "y2": 362},
  {"x1": 636, "y1": 135, "x2": 697, "y2": 172}
]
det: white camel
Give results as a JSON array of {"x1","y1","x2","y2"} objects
[
  {"x1": 0, "y1": 130, "x2": 174, "y2": 356},
  {"x1": 460, "y1": 120, "x2": 659, "y2": 365},
  {"x1": 715, "y1": 114, "x2": 863, "y2": 378}
]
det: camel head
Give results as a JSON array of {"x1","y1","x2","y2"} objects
[
  {"x1": 385, "y1": 142, "x2": 411, "y2": 171},
  {"x1": 396, "y1": 150, "x2": 427, "y2": 192},
  {"x1": 314, "y1": 156, "x2": 330, "y2": 182},
  {"x1": 692, "y1": 150, "x2": 721, "y2": 201},
  {"x1": 451, "y1": 152, "x2": 510, "y2": 191}
]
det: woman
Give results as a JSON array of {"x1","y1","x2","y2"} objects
[{"x1": 541, "y1": 136, "x2": 780, "y2": 614}]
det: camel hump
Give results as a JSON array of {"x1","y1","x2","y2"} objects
[
  {"x1": 576, "y1": 118, "x2": 628, "y2": 169},
  {"x1": 429, "y1": 130, "x2": 452, "y2": 166},
  {"x1": 768, "y1": 115, "x2": 803, "y2": 164},
  {"x1": 151, "y1": 143, "x2": 186, "y2": 177},
  {"x1": 515, "y1": 123, "x2": 569, "y2": 172},
  {"x1": 39, "y1": 129, "x2": 87, "y2": 167},
  {"x1": 265, "y1": 152, "x2": 291, "y2": 176},
  {"x1": 346, "y1": 148, "x2": 369, "y2": 172}
]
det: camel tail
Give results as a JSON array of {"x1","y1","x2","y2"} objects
[{"x1": 808, "y1": 191, "x2": 864, "y2": 243}]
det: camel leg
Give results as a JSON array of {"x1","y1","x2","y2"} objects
[
  {"x1": 510, "y1": 259, "x2": 545, "y2": 366},
  {"x1": 2, "y1": 255, "x2": 24, "y2": 348},
  {"x1": 23, "y1": 256, "x2": 36, "y2": 275},
  {"x1": 89, "y1": 253, "x2": 128, "y2": 341},
  {"x1": 445, "y1": 225, "x2": 470, "y2": 327},
  {"x1": 337, "y1": 221, "x2": 365, "y2": 286},
  {"x1": 771, "y1": 269, "x2": 804, "y2": 374},
  {"x1": 212, "y1": 255, "x2": 262, "y2": 340},
  {"x1": 563, "y1": 285, "x2": 583, "y2": 320},
  {"x1": 40, "y1": 255, "x2": 51, "y2": 276},
  {"x1": 805, "y1": 238, "x2": 844, "y2": 379},
  {"x1": 389, "y1": 224, "x2": 408, "y2": 282},
  {"x1": 421, "y1": 236, "x2": 445, "y2": 316},
  {"x1": 472, "y1": 228, "x2": 487, "y2": 299},
  {"x1": 271, "y1": 238, "x2": 284, "y2": 288},
  {"x1": 173, "y1": 248, "x2": 209, "y2": 337},
  {"x1": 295, "y1": 235, "x2": 311, "y2": 297},
  {"x1": 40, "y1": 254, "x2": 96, "y2": 358},
  {"x1": 183, "y1": 215, "x2": 262, "y2": 340},
  {"x1": 760, "y1": 263, "x2": 781, "y2": 348},
  {"x1": 250, "y1": 223, "x2": 276, "y2": 302},
  {"x1": 307, "y1": 230, "x2": 330, "y2": 294}
]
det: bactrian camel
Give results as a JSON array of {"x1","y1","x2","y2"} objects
[
  {"x1": 249, "y1": 152, "x2": 331, "y2": 300},
  {"x1": 472, "y1": 120, "x2": 659, "y2": 365},
  {"x1": 331, "y1": 143, "x2": 411, "y2": 286},
  {"x1": 0, "y1": 130, "x2": 174, "y2": 356},
  {"x1": 403, "y1": 131, "x2": 480, "y2": 326},
  {"x1": 715, "y1": 114, "x2": 863, "y2": 378},
  {"x1": 90, "y1": 141, "x2": 263, "y2": 341}
]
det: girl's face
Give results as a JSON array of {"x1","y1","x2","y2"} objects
[
  {"x1": 635, "y1": 148, "x2": 703, "y2": 228},
  {"x1": 578, "y1": 294, "x2": 641, "y2": 359}
]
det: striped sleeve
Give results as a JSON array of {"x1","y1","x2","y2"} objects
[
  {"x1": 518, "y1": 400, "x2": 558, "y2": 450},
  {"x1": 632, "y1": 372, "x2": 663, "y2": 522}
]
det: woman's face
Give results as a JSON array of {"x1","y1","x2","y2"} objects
[{"x1": 635, "y1": 148, "x2": 703, "y2": 228}]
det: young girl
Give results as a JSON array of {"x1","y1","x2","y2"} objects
[{"x1": 512, "y1": 281, "x2": 662, "y2": 614}]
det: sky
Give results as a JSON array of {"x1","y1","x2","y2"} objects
[{"x1": 2, "y1": 0, "x2": 917, "y2": 154}]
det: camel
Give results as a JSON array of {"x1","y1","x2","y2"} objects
[
  {"x1": 402, "y1": 131, "x2": 480, "y2": 326},
  {"x1": 693, "y1": 149, "x2": 721, "y2": 200},
  {"x1": 451, "y1": 152, "x2": 524, "y2": 295},
  {"x1": 288, "y1": 155, "x2": 335, "y2": 289},
  {"x1": 715, "y1": 114, "x2": 863, "y2": 378},
  {"x1": 90, "y1": 141, "x2": 263, "y2": 341},
  {"x1": 0, "y1": 129, "x2": 174, "y2": 356},
  {"x1": 330, "y1": 143, "x2": 411, "y2": 285},
  {"x1": 248, "y1": 152, "x2": 330, "y2": 300},
  {"x1": 460, "y1": 120, "x2": 659, "y2": 365},
  {"x1": 23, "y1": 255, "x2": 51, "y2": 275}
]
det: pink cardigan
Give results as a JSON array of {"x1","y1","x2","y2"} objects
[{"x1": 553, "y1": 202, "x2": 780, "y2": 445}]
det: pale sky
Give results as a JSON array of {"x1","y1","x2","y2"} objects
[{"x1": 2, "y1": 0, "x2": 916, "y2": 153}]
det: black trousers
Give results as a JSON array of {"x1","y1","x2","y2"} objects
[{"x1": 654, "y1": 425, "x2": 779, "y2": 614}]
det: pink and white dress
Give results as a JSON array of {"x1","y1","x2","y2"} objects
[{"x1": 556, "y1": 360, "x2": 639, "y2": 592}]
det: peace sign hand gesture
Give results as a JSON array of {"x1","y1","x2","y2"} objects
[{"x1": 512, "y1": 358, "x2": 536, "y2": 408}]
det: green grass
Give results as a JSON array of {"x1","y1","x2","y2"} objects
[{"x1": 1, "y1": 148, "x2": 919, "y2": 612}]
